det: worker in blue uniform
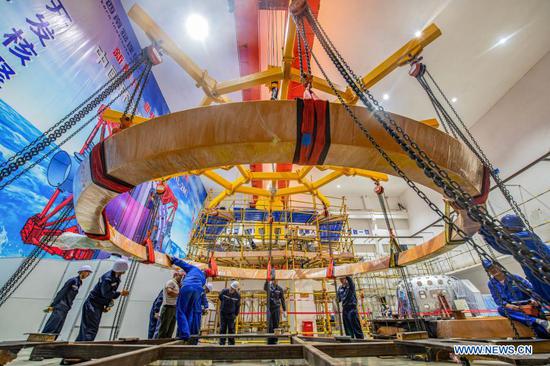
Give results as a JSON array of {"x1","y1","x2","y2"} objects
[
  {"x1": 169, "y1": 256, "x2": 214, "y2": 343},
  {"x1": 42, "y1": 265, "x2": 93, "y2": 338},
  {"x1": 264, "y1": 280, "x2": 286, "y2": 345},
  {"x1": 219, "y1": 281, "x2": 241, "y2": 345},
  {"x1": 75, "y1": 259, "x2": 130, "y2": 341},
  {"x1": 483, "y1": 259, "x2": 550, "y2": 338},
  {"x1": 479, "y1": 214, "x2": 550, "y2": 302},
  {"x1": 337, "y1": 276, "x2": 364, "y2": 339},
  {"x1": 148, "y1": 290, "x2": 163, "y2": 339}
]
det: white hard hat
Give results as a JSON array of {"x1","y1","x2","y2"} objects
[
  {"x1": 78, "y1": 265, "x2": 93, "y2": 273},
  {"x1": 205, "y1": 283, "x2": 214, "y2": 292},
  {"x1": 113, "y1": 259, "x2": 129, "y2": 273},
  {"x1": 230, "y1": 281, "x2": 240, "y2": 290}
]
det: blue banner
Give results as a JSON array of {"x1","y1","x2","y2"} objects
[{"x1": 0, "y1": 0, "x2": 205, "y2": 259}]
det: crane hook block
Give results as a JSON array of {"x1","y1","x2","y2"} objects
[
  {"x1": 145, "y1": 45, "x2": 162, "y2": 65},
  {"x1": 289, "y1": 0, "x2": 308, "y2": 17},
  {"x1": 408, "y1": 62, "x2": 425, "y2": 78}
]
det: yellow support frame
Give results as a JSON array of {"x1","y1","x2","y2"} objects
[
  {"x1": 193, "y1": 165, "x2": 388, "y2": 209},
  {"x1": 127, "y1": 4, "x2": 441, "y2": 106}
]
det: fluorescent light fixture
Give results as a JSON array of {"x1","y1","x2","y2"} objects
[
  {"x1": 186, "y1": 14, "x2": 209, "y2": 41},
  {"x1": 382, "y1": 93, "x2": 389, "y2": 100}
]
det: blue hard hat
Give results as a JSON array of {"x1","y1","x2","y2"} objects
[
  {"x1": 501, "y1": 214, "x2": 524, "y2": 231},
  {"x1": 482, "y1": 258, "x2": 494, "y2": 270}
]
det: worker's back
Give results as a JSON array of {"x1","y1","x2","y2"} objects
[
  {"x1": 181, "y1": 266, "x2": 205, "y2": 288},
  {"x1": 88, "y1": 270, "x2": 120, "y2": 306}
]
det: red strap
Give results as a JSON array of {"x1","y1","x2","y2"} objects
[
  {"x1": 143, "y1": 237, "x2": 155, "y2": 264},
  {"x1": 472, "y1": 166, "x2": 491, "y2": 205},
  {"x1": 208, "y1": 253, "x2": 218, "y2": 277},
  {"x1": 85, "y1": 209, "x2": 111, "y2": 240},
  {"x1": 90, "y1": 142, "x2": 134, "y2": 193},
  {"x1": 326, "y1": 257, "x2": 335, "y2": 279},
  {"x1": 294, "y1": 98, "x2": 330, "y2": 165}
]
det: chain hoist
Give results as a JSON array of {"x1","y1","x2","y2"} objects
[
  {"x1": 292, "y1": 4, "x2": 549, "y2": 287},
  {"x1": 0, "y1": 69, "x2": 137, "y2": 191},
  {"x1": 0, "y1": 49, "x2": 151, "y2": 190},
  {"x1": 415, "y1": 68, "x2": 543, "y2": 260},
  {"x1": 289, "y1": 3, "x2": 549, "y2": 307},
  {"x1": 374, "y1": 181, "x2": 425, "y2": 331}
]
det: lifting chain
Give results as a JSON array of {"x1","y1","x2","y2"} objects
[
  {"x1": 415, "y1": 66, "x2": 538, "y2": 237},
  {"x1": 374, "y1": 182, "x2": 425, "y2": 330},
  {"x1": 296, "y1": 18, "x2": 313, "y2": 90},
  {"x1": 0, "y1": 69, "x2": 136, "y2": 191},
  {"x1": 0, "y1": 51, "x2": 148, "y2": 190},
  {"x1": 290, "y1": 6, "x2": 549, "y2": 308},
  {"x1": 295, "y1": 6, "x2": 549, "y2": 287}
]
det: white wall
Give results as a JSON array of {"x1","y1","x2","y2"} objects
[
  {"x1": 401, "y1": 51, "x2": 550, "y2": 291},
  {"x1": 402, "y1": 50, "x2": 550, "y2": 237}
]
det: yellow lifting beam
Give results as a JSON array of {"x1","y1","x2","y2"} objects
[
  {"x1": 341, "y1": 23, "x2": 442, "y2": 104},
  {"x1": 101, "y1": 108, "x2": 148, "y2": 125},
  {"x1": 280, "y1": 12, "x2": 296, "y2": 100},
  {"x1": 128, "y1": 4, "x2": 441, "y2": 106}
]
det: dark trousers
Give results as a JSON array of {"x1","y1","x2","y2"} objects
[
  {"x1": 76, "y1": 300, "x2": 103, "y2": 342},
  {"x1": 42, "y1": 307, "x2": 69, "y2": 337},
  {"x1": 267, "y1": 307, "x2": 280, "y2": 345},
  {"x1": 158, "y1": 305, "x2": 177, "y2": 339},
  {"x1": 219, "y1": 313, "x2": 236, "y2": 345},
  {"x1": 342, "y1": 306, "x2": 364, "y2": 339}
]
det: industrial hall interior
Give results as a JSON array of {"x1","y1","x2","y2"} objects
[{"x1": 0, "y1": 0, "x2": 549, "y2": 365}]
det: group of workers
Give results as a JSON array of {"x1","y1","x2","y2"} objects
[
  {"x1": 40, "y1": 213, "x2": 548, "y2": 342},
  {"x1": 41, "y1": 259, "x2": 130, "y2": 341}
]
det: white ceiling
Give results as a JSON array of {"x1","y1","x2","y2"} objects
[
  {"x1": 121, "y1": 0, "x2": 243, "y2": 110},
  {"x1": 122, "y1": 0, "x2": 550, "y2": 201},
  {"x1": 313, "y1": 0, "x2": 550, "y2": 126}
]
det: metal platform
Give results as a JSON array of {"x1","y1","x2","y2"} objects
[{"x1": 1, "y1": 334, "x2": 549, "y2": 366}]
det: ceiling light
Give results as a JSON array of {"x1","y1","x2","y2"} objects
[
  {"x1": 497, "y1": 37, "x2": 508, "y2": 46},
  {"x1": 451, "y1": 97, "x2": 458, "y2": 103},
  {"x1": 382, "y1": 93, "x2": 389, "y2": 100},
  {"x1": 186, "y1": 14, "x2": 209, "y2": 41},
  {"x1": 414, "y1": 30, "x2": 422, "y2": 38},
  {"x1": 337, "y1": 184, "x2": 341, "y2": 189}
]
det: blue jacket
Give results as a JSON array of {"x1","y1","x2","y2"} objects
[
  {"x1": 264, "y1": 281, "x2": 286, "y2": 311},
  {"x1": 481, "y1": 228, "x2": 550, "y2": 302},
  {"x1": 171, "y1": 258, "x2": 206, "y2": 288},
  {"x1": 337, "y1": 276, "x2": 358, "y2": 309},
  {"x1": 488, "y1": 274, "x2": 532, "y2": 306},
  {"x1": 151, "y1": 290, "x2": 164, "y2": 315},
  {"x1": 88, "y1": 270, "x2": 121, "y2": 307},
  {"x1": 50, "y1": 276, "x2": 82, "y2": 311},
  {"x1": 219, "y1": 288, "x2": 241, "y2": 316}
]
